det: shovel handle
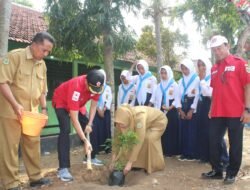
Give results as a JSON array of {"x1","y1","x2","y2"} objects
[{"x1": 86, "y1": 133, "x2": 92, "y2": 170}]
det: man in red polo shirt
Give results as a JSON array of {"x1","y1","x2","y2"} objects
[
  {"x1": 52, "y1": 69, "x2": 105, "y2": 182},
  {"x1": 202, "y1": 35, "x2": 250, "y2": 184}
]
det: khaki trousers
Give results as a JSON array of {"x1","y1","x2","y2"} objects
[{"x1": 0, "y1": 117, "x2": 42, "y2": 189}]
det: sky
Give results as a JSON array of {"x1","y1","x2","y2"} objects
[{"x1": 29, "y1": 0, "x2": 210, "y2": 59}]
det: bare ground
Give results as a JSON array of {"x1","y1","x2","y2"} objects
[{"x1": 1, "y1": 128, "x2": 250, "y2": 190}]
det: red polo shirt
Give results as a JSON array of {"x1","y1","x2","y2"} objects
[
  {"x1": 210, "y1": 54, "x2": 250, "y2": 117},
  {"x1": 52, "y1": 75, "x2": 99, "y2": 111}
]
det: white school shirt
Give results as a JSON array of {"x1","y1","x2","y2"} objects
[
  {"x1": 127, "y1": 72, "x2": 157, "y2": 105},
  {"x1": 117, "y1": 82, "x2": 136, "y2": 107},
  {"x1": 176, "y1": 75, "x2": 200, "y2": 113},
  {"x1": 150, "y1": 81, "x2": 179, "y2": 110},
  {"x1": 200, "y1": 75, "x2": 212, "y2": 97},
  {"x1": 98, "y1": 85, "x2": 112, "y2": 110}
]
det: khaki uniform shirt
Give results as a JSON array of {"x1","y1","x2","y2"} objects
[
  {"x1": 0, "y1": 47, "x2": 48, "y2": 119},
  {"x1": 128, "y1": 106, "x2": 166, "y2": 162}
]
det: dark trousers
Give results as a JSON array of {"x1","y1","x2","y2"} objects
[
  {"x1": 197, "y1": 97, "x2": 229, "y2": 163},
  {"x1": 55, "y1": 108, "x2": 71, "y2": 168},
  {"x1": 162, "y1": 106, "x2": 180, "y2": 156},
  {"x1": 209, "y1": 117, "x2": 244, "y2": 176},
  {"x1": 98, "y1": 110, "x2": 111, "y2": 153}
]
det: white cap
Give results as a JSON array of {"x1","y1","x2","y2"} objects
[{"x1": 209, "y1": 35, "x2": 228, "y2": 48}]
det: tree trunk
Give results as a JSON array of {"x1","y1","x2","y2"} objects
[
  {"x1": 153, "y1": 5, "x2": 163, "y2": 80},
  {"x1": 103, "y1": 30, "x2": 115, "y2": 137},
  {"x1": 0, "y1": 0, "x2": 11, "y2": 57},
  {"x1": 236, "y1": 25, "x2": 250, "y2": 57}
]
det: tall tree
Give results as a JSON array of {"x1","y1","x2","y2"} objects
[
  {"x1": 143, "y1": 0, "x2": 166, "y2": 75},
  {"x1": 136, "y1": 25, "x2": 188, "y2": 69},
  {"x1": 0, "y1": 0, "x2": 11, "y2": 57}
]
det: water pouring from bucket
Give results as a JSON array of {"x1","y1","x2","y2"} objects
[{"x1": 21, "y1": 111, "x2": 48, "y2": 136}]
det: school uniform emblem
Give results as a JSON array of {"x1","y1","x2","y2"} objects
[
  {"x1": 136, "y1": 122, "x2": 143, "y2": 129},
  {"x1": 147, "y1": 83, "x2": 151, "y2": 89},
  {"x1": 2, "y1": 57, "x2": 9, "y2": 65},
  {"x1": 191, "y1": 89, "x2": 196, "y2": 94},
  {"x1": 169, "y1": 89, "x2": 173, "y2": 95},
  {"x1": 72, "y1": 91, "x2": 80, "y2": 101}
]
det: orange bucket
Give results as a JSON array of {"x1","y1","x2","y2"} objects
[{"x1": 21, "y1": 111, "x2": 48, "y2": 136}]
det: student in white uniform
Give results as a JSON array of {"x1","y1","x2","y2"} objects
[
  {"x1": 176, "y1": 59, "x2": 200, "y2": 161},
  {"x1": 150, "y1": 65, "x2": 180, "y2": 156},
  {"x1": 90, "y1": 70, "x2": 112, "y2": 165},
  {"x1": 195, "y1": 57, "x2": 229, "y2": 164},
  {"x1": 128, "y1": 60, "x2": 157, "y2": 106},
  {"x1": 96, "y1": 81, "x2": 112, "y2": 152},
  {"x1": 117, "y1": 70, "x2": 136, "y2": 107}
]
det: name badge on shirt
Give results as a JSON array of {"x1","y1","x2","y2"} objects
[
  {"x1": 224, "y1": 66, "x2": 235, "y2": 72},
  {"x1": 72, "y1": 91, "x2": 80, "y2": 101},
  {"x1": 147, "y1": 83, "x2": 151, "y2": 89},
  {"x1": 129, "y1": 94, "x2": 134, "y2": 100}
]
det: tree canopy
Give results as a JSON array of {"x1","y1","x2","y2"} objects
[
  {"x1": 136, "y1": 25, "x2": 188, "y2": 68},
  {"x1": 173, "y1": 0, "x2": 244, "y2": 48},
  {"x1": 46, "y1": 0, "x2": 140, "y2": 65}
]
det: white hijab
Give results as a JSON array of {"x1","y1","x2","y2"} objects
[
  {"x1": 196, "y1": 57, "x2": 212, "y2": 77},
  {"x1": 160, "y1": 65, "x2": 174, "y2": 87},
  {"x1": 120, "y1": 70, "x2": 133, "y2": 87},
  {"x1": 180, "y1": 59, "x2": 196, "y2": 83},
  {"x1": 136, "y1": 59, "x2": 149, "y2": 76},
  {"x1": 120, "y1": 70, "x2": 129, "y2": 81}
]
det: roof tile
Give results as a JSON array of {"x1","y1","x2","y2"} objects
[{"x1": 9, "y1": 3, "x2": 48, "y2": 43}]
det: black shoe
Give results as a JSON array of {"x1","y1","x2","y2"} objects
[
  {"x1": 7, "y1": 187, "x2": 21, "y2": 190},
  {"x1": 224, "y1": 175, "x2": 236, "y2": 184},
  {"x1": 201, "y1": 170, "x2": 223, "y2": 179},
  {"x1": 30, "y1": 178, "x2": 52, "y2": 188}
]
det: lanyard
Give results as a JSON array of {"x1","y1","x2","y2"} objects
[
  {"x1": 181, "y1": 74, "x2": 197, "y2": 102},
  {"x1": 136, "y1": 71, "x2": 152, "y2": 96},
  {"x1": 160, "y1": 79, "x2": 174, "y2": 105},
  {"x1": 121, "y1": 83, "x2": 134, "y2": 104}
]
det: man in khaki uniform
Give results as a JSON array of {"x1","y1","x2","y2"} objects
[
  {"x1": 112, "y1": 104, "x2": 167, "y2": 174},
  {"x1": 0, "y1": 32, "x2": 55, "y2": 190}
]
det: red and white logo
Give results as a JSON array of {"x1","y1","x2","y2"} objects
[{"x1": 96, "y1": 81, "x2": 101, "y2": 87}]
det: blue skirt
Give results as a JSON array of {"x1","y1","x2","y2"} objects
[
  {"x1": 96, "y1": 110, "x2": 111, "y2": 152},
  {"x1": 179, "y1": 95, "x2": 198, "y2": 159},
  {"x1": 161, "y1": 100, "x2": 180, "y2": 156},
  {"x1": 196, "y1": 96, "x2": 211, "y2": 161}
]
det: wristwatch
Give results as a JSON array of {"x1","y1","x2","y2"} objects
[
  {"x1": 41, "y1": 107, "x2": 48, "y2": 111},
  {"x1": 245, "y1": 107, "x2": 250, "y2": 113}
]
